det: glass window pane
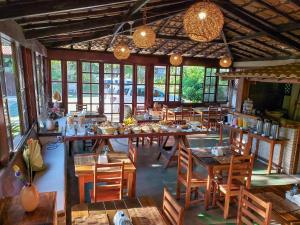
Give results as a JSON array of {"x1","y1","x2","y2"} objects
[
  {"x1": 82, "y1": 62, "x2": 90, "y2": 72},
  {"x1": 68, "y1": 104, "x2": 76, "y2": 112},
  {"x1": 68, "y1": 83, "x2": 77, "y2": 102},
  {"x1": 67, "y1": 61, "x2": 77, "y2": 82},
  {"x1": 51, "y1": 60, "x2": 62, "y2": 81},
  {"x1": 182, "y1": 66, "x2": 205, "y2": 103},
  {"x1": 91, "y1": 84, "x2": 99, "y2": 93},
  {"x1": 154, "y1": 66, "x2": 166, "y2": 83},
  {"x1": 91, "y1": 73, "x2": 99, "y2": 83},
  {"x1": 91, "y1": 63, "x2": 99, "y2": 73},
  {"x1": 104, "y1": 63, "x2": 111, "y2": 73},
  {"x1": 52, "y1": 83, "x2": 62, "y2": 100},
  {"x1": 82, "y1": 84, "x2": 90, "y2": 93},
  {"x1": 125, "y1": 65, "x2": 133, "y2": 84},
  {"x1": 82, "y1": 73, "x2": 90, "y2": 83},
  {"x1": 137, "y1": 66, "x2": 145, "y2": 84},
  {"x1": 82, "y1": 94, "x2": 90, "y2": 104}
]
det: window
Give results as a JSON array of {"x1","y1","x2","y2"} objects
[
  {"x1": 104, "y1": 63, "x2": 120, "y2": 122},
  {"x1": 50, "y1": 60, "x2": 62, "y2": 102},
  {"x1": 67, "y1": 61, "x2": 77, "y2": 112},
  {"x1": 0, "y1": 36, "x2": 29, "y2": 150},
  {"x1": 136, "y1": 65, "x2": 146, "y2": 108},
  {"x1": 217, "y1": 68, "x2": 229, "y2": 102},
  {"x1": 124, "y1": 65, "x2": 133, "y2": 117},
  {"x1": 182, "y1": 66, "x2": 205, "y2": 103},
  {"x1": 153, "y1": 66, "x2": 166, "y2": 102},
  {"x1": 169, "y1": 66, "x2": 181, "y2": 102},
  {"x1": 204, "y1": 68, "x2": 217, "y2": 102},
  {"x1": 82, "y1": 62, "x2": 100, "y2": 112}
]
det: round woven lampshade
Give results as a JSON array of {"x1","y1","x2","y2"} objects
[
  {"x1": 183, "y1": 2, "x2": 224, "y2": 42},
  {"x1": 133, "y1": 25, "x2": 156, "y2": 48},
  {"x1": 113, "y1": 43, "x2": 130, "y2": 60},
  {"x1": 170, "y1": 54, "x2": 183, "y2": 66},
  {"x1": 219, "y1": 56, "x2": 232, "y2": 68}
]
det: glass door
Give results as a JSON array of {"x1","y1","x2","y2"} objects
[
  {"x1": 103, "y1": 63, "x2": 120, "y2": 122},
  {"x1": 136, "y1": 65, "x2": 146, "y2": 109},
  {"x1": 123, "y1": 65, "x2": 133, "y2": 119}
]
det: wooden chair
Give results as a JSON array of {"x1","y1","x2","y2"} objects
[
  {"x1": 162, "y1": 105, "x2": 169, "y2": 120},
  {"x1": 76, "y1": 103, "x2": 88, "y2": 111},
  {"x1": 202, "y1": 106, "x2": 221, "y2": 131},
  {"x1": 229, "y1": 128, "x2": 249, "y2": 155},
  {"x1": 178, "y1": 106, "x2": 193, "y2": 121},
  {"x1": 128, "y1": 142, "x2": 137, "y2": 166},
  {"x1": 237, "y1": 187, "x2": 272, "y2": 225},
  {"x1": 176, "y1": 146, "x2": 207, "y2": 208},
  {"x1": 90, "y1": 162, "x2": 124, "y2": 203},
  {"x1": 215, "y1": 154, "x2": 255, "y2": 219},
  {"x1": 163, "y1": 187, "x2": 184, "y2": 225}
]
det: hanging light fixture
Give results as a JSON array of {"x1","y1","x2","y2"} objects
[
  {"x1": 183, "y1": 1, "x2": 224, "y2": 42},
  {"x1": 114, "y1": 43, "x2": 130, "y2": 60},
  {"x1": 170, "y1": 54, "x2": 183, "y2": 66},
  {"x1": 133, "y1": 7, "x2": 156, "y2": 48},
  {"x1": 219, "y1": 56, "x2": 232, "y2": 68}
]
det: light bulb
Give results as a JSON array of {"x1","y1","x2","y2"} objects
[
  {"x1": 140, "y1": 31, "x2": 146, "y2": 37},
  {"x1": 223, "y1": 60, "x2": 227, "y2": 63},
  {"x1": 121, "y1": 47, "x2": 125, "y2": 52},
  {"x1": 198, "y1": 11, "x2": 207, "y2": 20},
  {"x1": 174, "y1": 56, "x2": 178, "y2": 60}
]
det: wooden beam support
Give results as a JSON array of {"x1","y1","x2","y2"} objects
[
  {"x1": 109, "y1": 0, "x2": 151, "y2": 48},
  {"x1": 221, "y1": 31, "x2": 233, "y2": 58},
  {"x1": 215, "y1": 0, "x2": 300, "y2": 51},
  {"x1": 0, "y1": 0, "x2": 134, "y2": 21}
]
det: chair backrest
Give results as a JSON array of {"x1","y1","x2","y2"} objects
[
  {"x1": 178, "y1": 146, "x2": 193, "y2": 184},
  {"x1": 134, "y1": 105, "x2": 147, "y2": 115},
  {"x1": 229, "y1": 129, "x2": 249, "y2": 155},
  {"x1": 162, "y1": 187, "x2": 184, "y2": 225},
  {"x1": 128, "y1": 144, "x2": 137, "y2": 166},
  {"x1": 237, "y1": 187, "x2": 272, "y2": 225},
  {"x1": 76, "y1": 104, "x2": 87, "y2": 111},
  {"x1": 208, "y1": 106, "x2": 221, "y2": 121},
  {"x1": 227, "y1": 154, "x2": 254, "y2": 190},
  {"x1": 93, "y1": 162, "x2": 124, "y2": 202}
]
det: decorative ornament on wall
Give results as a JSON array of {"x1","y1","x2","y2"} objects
[
  {"x1": 219, "y1": 56, "x2": 232, "y2": 68},
  {"x1": 170, "y1": 54, "x2": 183, "y2": 66},
  {"x1": 132, "y1": 7, "x2": 156, "y2": 48},
  {"x1": 113, "y1": 43, "x2": 131, "y2": 60},
  {"x1": 183, "y1": 1, "x2": 224, "y2": 42}
]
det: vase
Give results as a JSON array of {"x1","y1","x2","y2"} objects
[{"x1": 20, "y1": 184, "x2": 40, "y2": 212}]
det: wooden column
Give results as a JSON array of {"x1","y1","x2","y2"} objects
[
  {"x1": 235, "y1": 78, "x2": 250, "y2": 112},
  {"x1": 146, "y1": 64, "x2": 154, "y2": 108},
  {"x1": 22, "y1": 47, "x2": 37, "y2": 126}
]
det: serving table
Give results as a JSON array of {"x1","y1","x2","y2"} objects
[
  {"x1": 64, "y1": 129, "x2": 208, "y2": 168},
  {"x1": 72, "y1": 196, "x2": 167, "y2": 225},
  {"x1": 251, "y1": 185, "x2": 300, "y2": 224},
  {"x1": 74, "y1": 152, "x2": 136, "y2": 203},
  {"x1": 0, "y1": 192, "x2": 57, "y2": 225},
  {"x1": 191, "y1": 147, "x2": 238, "y2": 210}
]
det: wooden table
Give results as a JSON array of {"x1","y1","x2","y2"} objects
[
  {"x1": 163, "y1": 108, "x2": 193, "y2": 121},
  {"x1": 248, "y1": 132, "x2": 287, "y2": 174},
  {"x1": 0, "y1": 192, "x2": 57, "y2": 225},
  {"x1": 191, "y1": 147, "x2": 237, "y2": 210},
  {"x1": 72, "y1": 197, "x2": 167, "y2": 225},
  {"x1": 64, "y1": 129, "x2": 208, "y2": 168},
  {"x1": 74, "y1": 152, "x2": 136, "y2": 203},
  {"x1": 193, "y1": 107, "x2": 224, "y2": 125},
  {"x1": 251, "y1": 185, "x2": 300, "y2": 224}
]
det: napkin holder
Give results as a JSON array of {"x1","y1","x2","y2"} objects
[
  {"x1": 211, "y1": 147, "x2": 224, "y2": 156},
  {"x1": 113, "y1": 210, "x2": 132, "y2": 225},
  {"x1": 98, "y1": 155, "x2": 108, "y2": 164}
]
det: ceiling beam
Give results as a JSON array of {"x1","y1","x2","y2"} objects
[
  {"x1": 221, "y1": 31, "x2": 232, "y2": 58},
  {"x1": 215, "y1": 0, "x2": 300, "y2": 51},
  {"x1": 25, "y1": 2, "x2": 188, "y2": 39},
  {"x1": 109, "y1": 0, "x2": 151, "y2": 48},
  {"x1": 0, "y1": 0, "x2": 134, "y2": 21},
  {"x1": 47, "y1": 13, "x2": 179, "y2": 47}
]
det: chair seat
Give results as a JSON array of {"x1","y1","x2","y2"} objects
[
  {"x1": 90, "y1": 189, "x2": 121, "y2": 203},
  {"x1": 219, "y1": 184, "x2": 241, "y2": 196},
  {"x1": 178, "y1": 173, "x2": 207, "y2": 187}
]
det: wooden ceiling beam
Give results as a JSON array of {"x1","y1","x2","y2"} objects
[
  {"x1": 25, "y1": 2, "x2": 189, "y2": 39},
  {"x1": 231, "y1": 46, "x2": 265, "y2": 58},
  {"x1": 109, "y1": 0, "x2": 150, "y2": 48},
  {"x1": 221, "y1": 31, "x2": 232, "y2": 58},
  {"x1": 0, "y1": 0, "x2": 134, "y2": 21},
  {"x1": 47, "y1": 13, "x2": 179, "y2": 47},
  {"x1": 216, "y1": 0, "x2": 300, "y2": 51}
]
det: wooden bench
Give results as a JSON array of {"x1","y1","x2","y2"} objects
[{"x1": 0, "y1": 123, "x2": 66, "y2": 225}]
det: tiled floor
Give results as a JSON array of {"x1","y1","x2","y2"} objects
[{"x1": 66, "y1": 133, "x2": 300, "y2": 225}]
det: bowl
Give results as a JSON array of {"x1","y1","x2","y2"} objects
[
  {"x1": 132, "y1": 127, "x2": 142, "y2": 134},
  {"x1": 100, "y1": 127, "x2": 116, "y2": 135}
]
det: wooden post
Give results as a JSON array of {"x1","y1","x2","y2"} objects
[{"x1": 235, "y1": 78, "x2": 250, "y2": 112}]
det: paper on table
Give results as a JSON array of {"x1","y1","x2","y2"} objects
[{"x1": 286, "y1": 192, "x2": 300, "y2": 206}]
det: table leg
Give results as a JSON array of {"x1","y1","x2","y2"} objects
[
  {"x1": 205, "y1": 167, "x2": 213, "y2": 210},
  {"x1": 219, "y1": 124, "x2": 223, "y2": 145},
  {"x1": 106, "y1": 139, "x2": 115, "y2": 152},
  {"x1": 127, "y1": 172, "x2": 136, "y2": 197},
  {"x1": 78, "y1": 176, "x2": 85, "y2": 203},
  {"x1": 68, "y1": 141, "x2": 73, "y2": 157},
  {"x1": 255, "y1": 138, "x2": 260, "y2": 159},
  {"x1": 267, "y1": 141, "x2": 275, "y2": 174},
  {"x1": 278, "y1": 143, "x2": 284, "y2": 173}
]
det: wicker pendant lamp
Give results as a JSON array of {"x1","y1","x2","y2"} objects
[
  {"x1": 114, "y1": 43, "x2": 131, "y2": 60},
  {"x1": 170, "y1": 54, "x2": 183, "y2": 66},
  {"x1": 219, "y1": 56, "x2": 232, "y2": 68},
  {"x1": 133, "y1": 7, "x2": 156, "y2": 48},
  {"x1": 183, "y1": 1, "x2": 224, "y2": 42}
]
